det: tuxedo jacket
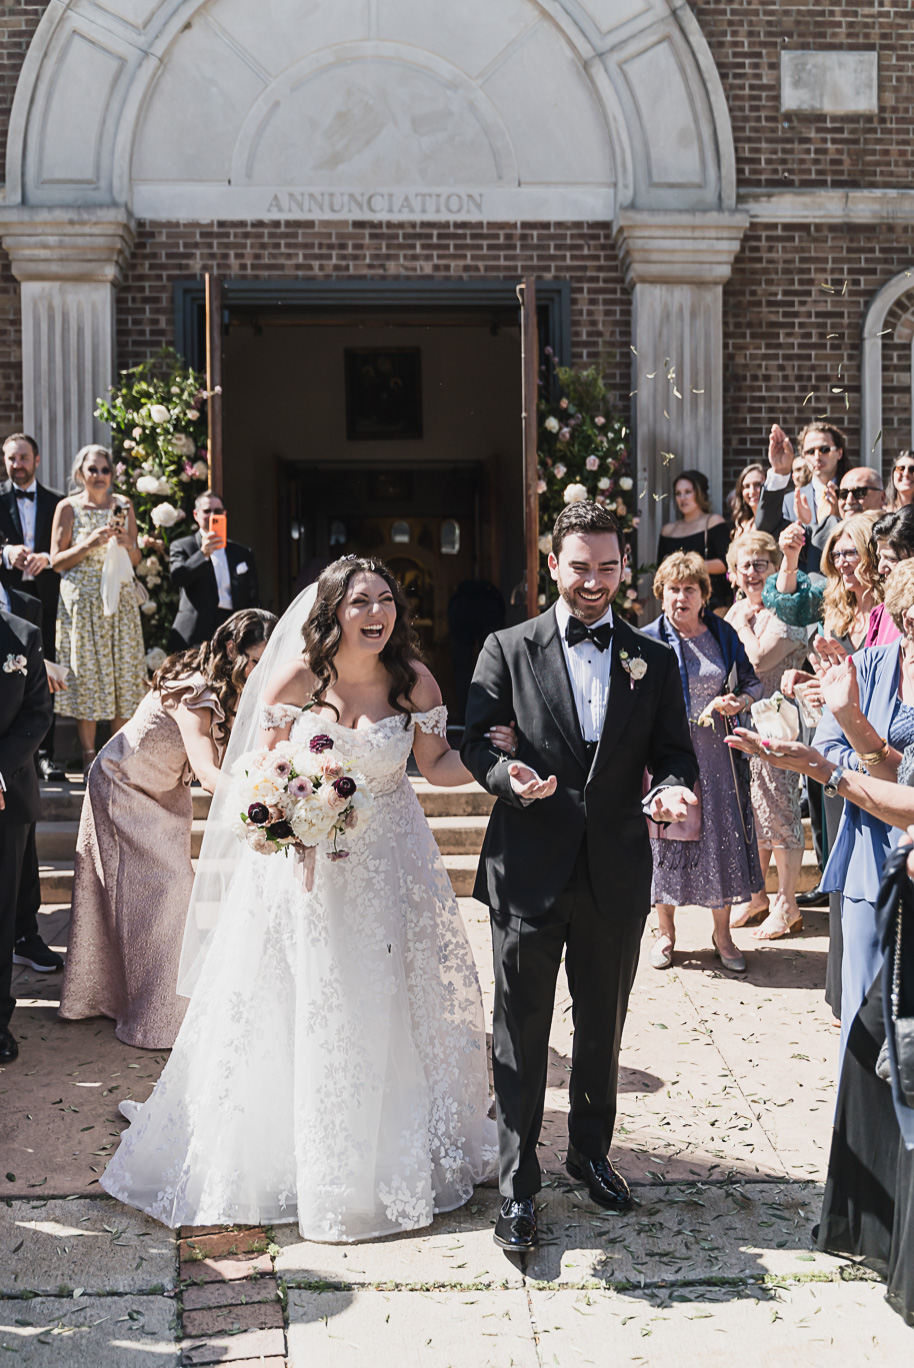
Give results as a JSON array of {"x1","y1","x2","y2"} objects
[
  {"x1": 0, "y1": 610, "x2": 53, "y2": 826},
  {"x1": 168, "y1": 532, "x2": 260, "y2": 648},
  {"x1": 0, "y1": 480, "x2": 63, "y2": 657},
  {"x1": 461, "y1": 608, "x2": 698, "y2": 923}
]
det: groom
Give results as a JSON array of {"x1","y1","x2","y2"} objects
[{"x1": 462, "y1": 501, "x2": 698, "y2": 1250}]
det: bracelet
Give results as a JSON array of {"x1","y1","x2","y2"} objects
[{"x1": 855, "y1": 738, "x2": 890, "y2": 767}]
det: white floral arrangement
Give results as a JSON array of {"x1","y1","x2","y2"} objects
[
  {"x1": 750, "y1": 691, "x2": 800, "y2": 743},
  {"x1": 233, "y1": 733, "x2": 374, "y2": 860},
  {"x1": 3, "y1": 653, "x2": 27, "y2": 675}
]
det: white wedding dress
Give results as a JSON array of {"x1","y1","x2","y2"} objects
[{"x1": 101, "y1": 704, "x2": 497, "y2": 1242}]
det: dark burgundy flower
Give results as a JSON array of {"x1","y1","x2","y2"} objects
[
  {"x1": 247, "y1": 802, "x2": 269, "y2": 826},
  {"x1": 327, "y1": 850, "x2": 350, "y2": 861},
  {"x1": 332, "y1": 776, "x2": 356, "y2": 799},
  {"x1": 267, "y1": 820, "x2": 294, "y2": 840},
  {"x1": 309, "y1": 734, "x2": 334, "y2": 753}
]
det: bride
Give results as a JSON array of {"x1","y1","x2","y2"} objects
[{"x1": 101, "y1": 556, "x2": 513, "y2": 1242}]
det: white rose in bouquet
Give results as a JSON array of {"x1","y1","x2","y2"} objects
[
  {"x1": 148, "y1": 404, "x2": 170, "y2": 424},
  {"x1": 170, "y1": 433, "x2": 196, "y2": 457},
  {"x1": 563, "y1": 482, "x2": 589, "y2": 505},
  {"x1": 619, "y1": 476, "x2": 633, "y2": 491},
  {"x1": 192, "y1": 459, "x2": 209, "y2": 480},
  {"x1": 750, "y1": 692, "x2": 800, "y2": 743},
  {"x1": 136, "y1": 474, "x2": 162, "y2": 495},
  {"x1": 544, "y1": 416, "x2": 560, "y2": 433},
  {"x1": 144, "y1": 647, "x2": 166, "y2": 671},
  {"x1": 150, "y1": 502, "x2": 180, "y2": 528}
]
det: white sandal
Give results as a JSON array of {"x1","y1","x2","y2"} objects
[{"x1": 649, "y1": 935, "x2": 674, "y2": 970}]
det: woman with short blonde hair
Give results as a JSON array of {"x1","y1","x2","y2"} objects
[{"x1": 652, "y1": 550, "x2": 711, "y2": 604}]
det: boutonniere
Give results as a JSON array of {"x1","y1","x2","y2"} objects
[
  {"x1": 3, "y1": 653, "x2": 27, "y2": 675},
  {"x1": 618, "y1": 648, "x2": 647, "y2": 689}
]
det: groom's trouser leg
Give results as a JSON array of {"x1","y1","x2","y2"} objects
[
  {"x1": 490, "y1": 905, "x2": 570, "y2": 1201},
  {"x1": 565, "y1": 899, "x2": 645, "y2": 1162}
]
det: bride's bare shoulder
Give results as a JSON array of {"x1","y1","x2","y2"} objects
[
  {"x1": 263, "y1": 657, "x2": 315, "y2": 706},
  {"x1": 407, "y1": 660, "x2": 443, "y2": 713}
]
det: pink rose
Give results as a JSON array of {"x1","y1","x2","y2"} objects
[
  {"x1": 585, "y1": 455, "x2": 599, "y2": 471},
  {"x1": 536, "y1": 479, "x2": 547, "y2": 494},
  {"x1": 594, "y1": 415, "x2": 606, "y2": 427},
  {"x1": 558, "y1": 427, "x2": 571, "y2": 443},
  {"x1": 317, "y1": 754, "x2": 344, "y2": 780}
]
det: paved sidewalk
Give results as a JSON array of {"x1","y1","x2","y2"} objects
[{"x1": 2, "y1": 899, "x2": 910, "y2": 1364}]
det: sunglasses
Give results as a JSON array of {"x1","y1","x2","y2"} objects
[
  {"x1": 838, "y1": 486, "x2": 882, "y2": 500},
  {"x1": 831, "y1": 548, "x2": 860, "y2": 563},
  {"x1": 803, "y1": 444, "x2": 836, "y2": 456},
  {"x1": 895, "y1": 464, "x2": 914, "y2": 476}
]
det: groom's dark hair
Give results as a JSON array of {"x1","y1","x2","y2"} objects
[{"x1": 552, "y1": 501, "x2": 622, "y2": 558}]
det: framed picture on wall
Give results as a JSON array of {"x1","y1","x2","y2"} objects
[{"x1": 345, "y1": 347, "x2": 423, "y2": 440}]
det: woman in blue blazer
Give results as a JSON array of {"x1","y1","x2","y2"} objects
[{"x1": 814, "y1": 563, "x2": 914, "y2": 1055}]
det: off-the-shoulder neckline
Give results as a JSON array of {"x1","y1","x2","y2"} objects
[{"x1": 305, "y1": 705, "x2": 444, "y2": 734}]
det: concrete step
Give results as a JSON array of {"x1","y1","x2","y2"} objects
[
  {"x1": 428, "y1": 815, "x2": 488, "y2": 855},
  {"x1": 36, "y1": 819, "x2": 208, "y2": 862},
  {"x1": 39, "y1": 862, "x2": 74, "y2": 904},
  {"x1": 441, "y1": 854, "x2": 478, "y2": 898},
  {"x1": 39, "y1": 782, "x2": 214, "y2": 822}
]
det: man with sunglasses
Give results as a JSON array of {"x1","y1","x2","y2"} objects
[
  {"x1": 756, "y1": 421, "x2": 852, "y2": 574},
  {"x1": 809, "y1": 466, "x2": 885, "y2": 557}
]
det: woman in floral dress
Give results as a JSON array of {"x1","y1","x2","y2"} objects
[{"x1": 50, "y1": 445, "x2": 148, "y2": 773}]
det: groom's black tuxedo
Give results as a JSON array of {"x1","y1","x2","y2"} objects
[{"x1": 462, "y1": 607, "x2": 698, "y2": 1199}]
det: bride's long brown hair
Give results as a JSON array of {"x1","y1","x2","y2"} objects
[{"x1": 302, "y1": 557, "x2": 422, "y2": 725}]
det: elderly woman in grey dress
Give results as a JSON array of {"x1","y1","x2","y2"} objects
[
  {"x1": 642, "y1": 553, "x2": 764, "y2": 973},
  {"x1": 725, "y1": 531, "x2": 808, "y2": 939}
]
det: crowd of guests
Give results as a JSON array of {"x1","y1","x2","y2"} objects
[{"x1": 655, "y1": 420, "x2": 914, "y2": 1326}]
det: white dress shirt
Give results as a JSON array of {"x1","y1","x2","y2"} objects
[
  {"x1": 211, "y1": 546, "x2": 233, "y2": 609},
  {"x1": 554, "y1": 599, "x2": 614, "y2": 743},
  {"x1": 3, "y1": 478, "x2": 39, "y2": 579}
]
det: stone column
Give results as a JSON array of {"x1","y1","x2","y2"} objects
[
  {"x1": 0, "y1": 208, "x2": 135, "y2": 490},
  {"x1": 613, "y1": 211, "x2": 749, "y2": 563}
]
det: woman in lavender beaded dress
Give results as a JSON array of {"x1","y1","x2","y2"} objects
[{"x1": 642, "y1": 553, "x2": 763, "y2": 973}]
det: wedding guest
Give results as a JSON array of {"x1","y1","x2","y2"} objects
[
  {"x1": 0, "y1": 601, "x2": 53, "y2": 1062},
  {"x1": 808, "y1": 466, "x2": 885, "y2": 565},
  {"x1": 863, "y1": 507, "x2": 914, "y2": 647},
  {"x1": 168, "y1": 490, "x2": 260, "y2": 650},
  {"x1": 50, "y1": 446, "x2": 147, "y2": 777},
  {"x1": 757, "y1": 420, "x2": 851, "y2": 573},
  {"x1": 657, "y1": 470, "x2": 731, "y2": 609},
  {"x1": 724, "y1": 727, "x2": 914, "y2": 1328},
  {"x1": 643, "y1": 552, "x2": 763, "y2": 973},
  {"x1": 792, "y1": 455, "x2": 812, "y2": 495},
  {"x1": 729, "y1": 463, "x2": 767, "y2": 541},
  {"x1": 725, "y1": 533, "x2": 807, "y2": 938},
  {"x1": 59, "y1": 608, "x2": 276, "y2": 1049},
  {"x1": 887, "y1": 449, "x2": 914, "y2": 511},
  {"x1": 812, "y1": 559, "x2": 914, "y2": 1057},
  {"x1": 0, "y1": 432, "x2": 65, "y2": 779}
]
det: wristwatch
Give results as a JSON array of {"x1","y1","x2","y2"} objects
[{"x1": 823, "y1": 764, "x2": 846, "y2": 799}]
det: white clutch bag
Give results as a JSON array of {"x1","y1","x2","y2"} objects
[{"x1": 750, "y1": 692, "x2": 800, "y2": 743}]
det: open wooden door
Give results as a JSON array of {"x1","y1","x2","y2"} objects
[
  {"x1": 205, "y1": 272, "x2": 224, "y2": 495},
  {"x1": 517, "y1": 277, "x2": 539, "y2": 619}
]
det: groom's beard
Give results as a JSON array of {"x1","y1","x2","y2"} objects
[{"x1": 556, "y1": 580, "x2": 616, "y2": 624}]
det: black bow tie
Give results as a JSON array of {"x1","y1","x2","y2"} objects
[
  {"x1": 565, "y1": 618, "x2": 613, "y2": 652},
  {"x1": 14, "y1": 488, "x2": 35, "y2": 502}
]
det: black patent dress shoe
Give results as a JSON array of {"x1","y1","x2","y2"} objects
[
  {"x1": 565, "y1": 1145, "x2": 632, "y2": 1211},
  {"x1": 493, "y1": 1197, "x2": 537, "y2": 1250},
  {"x1": 13, "y1": 934, "x2": 64, "y2": 973},
  {"x1": 0, "y1": 1029, "x2": 19, "y2": 1063},
  {"x1": 795, "y1": 887, "x2": 829, "y2": 909},
  {"x1": 38, "y1": 755, "x2": 67, "y2": 782}
]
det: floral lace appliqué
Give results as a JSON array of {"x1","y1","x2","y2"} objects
[
  {"x1": 413, "y1": 704, "x2": 448, "y2": 738},
  {"x1": 261, "y1": 702, "x2": 304, "y2": 730}
]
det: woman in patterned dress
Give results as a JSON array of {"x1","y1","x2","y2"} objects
[
  {"x1": 101, "y1": 557, "x2": 516, "y2": 1242},
  {"x1": 49, "y1": 445, "x2": 147, "y2": 774},
  {"x1": 725, "y1": 531, "x2": 808, "y2": 939}
]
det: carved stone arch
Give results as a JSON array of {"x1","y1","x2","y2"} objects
[
  {"x1": 5, "y1": 0, "x2": 736, "y2": 218},
  {"x1": 861, "y1": 267, "x2": 914, "y2": 459}
]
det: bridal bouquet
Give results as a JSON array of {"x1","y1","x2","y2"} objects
[{"x1": 233, "y1": 734, "x2": 374, "y2": 860}]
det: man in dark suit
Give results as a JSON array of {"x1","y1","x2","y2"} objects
[
  {"x1": 0, "y1": 582, "x2": 64, "y2": 977},
  {"x1": 168, "y1": 490, "x2": 260, "y2": 650},
  {"x1": 0, "y1": 432, "x2": 65, "y2": 779},
  {"x1": 755, "y1": 420, "x2": 852, "y2": 575},
  {"x1": 462, "y1": 502, "x2": 698, "y2": 1250},
  {"x1": 0, "y1": 603, "x2": 54, "y2": 1061}
]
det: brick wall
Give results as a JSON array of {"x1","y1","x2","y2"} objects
[
  {"x1": 722, "y1": 222, "x2": 914, "y2": 490},
  {"x1": 116, "y1": 218, "x2": 634, "y2": 404},
  {"x1": 692, "y1": 3, "x2": 913, "y2": 190}
]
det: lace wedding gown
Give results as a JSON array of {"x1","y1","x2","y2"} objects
[{"x1": 101, "y1": 704, "x2": 497, "y2": 1242}]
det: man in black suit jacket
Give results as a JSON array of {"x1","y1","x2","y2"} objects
[
  {"x1": 0, "y1": 433, "x2": 64, "y2": 779},
  {"x1": 462, "y1": 502, "x2": 698, "y2": 1250},
  {"x1": 0, "y1": 606, "x2": 53, "y2": 1061},
  {"x1": 168, "y1": 490, "x2": 260, "y2": 650}
]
